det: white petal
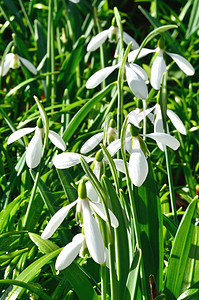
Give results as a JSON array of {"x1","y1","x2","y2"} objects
[
  {"x1": 151, "y1": 50, "x2": 167, "y2": 90},
  {"x1": 41, "y1": 200, "x2": 78, "y2": 240},
  {"x1": 53, "y1": 152, "x2": 94, "y2": 169},
  {"x1": 125, "y1": 64, "x2": 148, "y2": 100},
  {"x1": 69, "y1": 0, "x2": 80, "y2": 3},
  {"x1": 128, "y1": 106, "x2": 156, "y2": 128},
  {"x1": 18, "y1": 56, "x2": 37, "y2": 75},
  {"x1": 144, "y1": 132, "x2": 180, "y2": 150},
  {"x1": 122, "y1": 31, "x2": 139, "y2": 50},
  {"x1": 1, "y1": 54, "x2": 14, "y2": 76},
  {"x1": 26, "y1": 129, "x2": 43, "y2": 168},
  {"x1": 82, "y1": 199, "x2": 105, "y2": 264},
  {"x1": 87, "y1": 30, "x2": 109, "y2": 52},
  {"x1": 86, "y1": 181, "x2": 98, "y2": 203},
  {"x1": 106, "y1": 139, "x2": 121, "y2": 156},
  {"x1": 55, "y1": 233, "x2": 84, "y2": 270},
  {"x1": 90, "y1": 202, "x2": 119, "y2": 228},
  {"x1": 113, "y1": 159, "x2": 126, "y2": 174},
  {"x1": 86, "y1": 64, "x2": 120, "y2": 89},
  {"x1": 166, "y1": 52, "x2": 195, "y2": 76},
  {"x1": 80, "y1": 132, "x2": 104, "y2": 154},
  {"x1": 125, "y1": 136, "x2": 133, "y2": 154},
  {"x1": 129, "y1": 149, "x2": 148, "y2": 187},
  {"x1": 48, "y1": 130, "x2": 66, "y2": 151},
  {"x1": 128, "y1": 63, "x2": 148, "y2": 81},
  {"x1": 167, "y1": 109, "x2": 187, "y2": 135},
  {"x1": 7, "y1": 127, "x2": 36, "y2": 144},
  {"x1": 128, "y1": 48, "x2": 155, "y2": 62},
  {"x1": 154, "y1": 112, "x2": 165, "y2": 151}
]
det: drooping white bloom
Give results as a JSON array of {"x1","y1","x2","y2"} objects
[
  {"x1": 87, "y1": 26, "x2": 139, "y2": 52},
  {"x1": 41, "y1": 192, "x2": 119, "y2": 268},
  {"x1": 107, "y1": 123, "x2": 180, "y2": 186},
  {"x1": 128, "y1": 44, "x2": 195, "y2": 90},
  {"x1": 80, "y1": 122, "x2": 117, "y2": 155},
  {"x1": 7, "y1": 126, "x2": 66, "y2": 169},
  {"x1": 0, "y1": 53, "x2": 37, "y2": 76},
  {"x1": 53, "y1": 151, "x2": 126, "y2": 202},
  {"x1": 86, "y1": 62, "x2": 148, "y2": 100}
]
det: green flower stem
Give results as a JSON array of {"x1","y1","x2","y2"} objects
[
  {"x1": 80, "y1": 157, "x2": 118, "y2": 300},
  {"x1": 121, "y1": 117, "x2": 148, "y2": 298},
  {"x1": 101, "y1": 264, "x2": 107, "y2": 300},
  {"x1": 93, "y1": 7, "x2": 106, "y2": 89},
  {"x1": 23, "y1": 168, "x2": 41, "y2": 228},
  {"x1": 117, "y1": 43, "x2": 132, "y2": 139},
  {"x1": 18, "y1": 0, "x2": 35, "y2": 39},
  {"x1": 114, "y1": 7, "x2": 123, "y2": 60},
  {"x1": 160, "y1": 73, "x2": 178, "y2": 225}
]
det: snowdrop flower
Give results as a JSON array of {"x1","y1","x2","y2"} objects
[
  {"x1": 107, "y1": 123, "x2": 180, "y2": 186},
  {"x1": 0, "y1": 53, "x2": 37, "y2": 76},
  {"x1": 53, "y1": 149, "x2": 126, "y2": 201},
  {"x1": 151, "y1": 104, "x2": 186, "y2": 151},
  {"x1": 128, "y1": 37, "x2": 195, "y2": 90},
  {"x1": 87, "y1": 24, "x2": 139, "y2": 52},
  {"x1": 41, "y1": 180, "x2": 119, "y2": 269},
  {"x1": 80, "y1": 119, "x2": 117, "y2": 155},
  {"x1": 7, "y1": 119, "x2": 66, "y2": 169},
  {"x1": 86, "y1": 62, "x2": 148, "y2": 100}
]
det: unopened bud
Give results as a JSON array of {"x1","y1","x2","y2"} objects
[
  {"x1": 95, "y1": 149, "x2": 104, "y2": 162},
  {"x1": 78, "y1": 180, "x2": 87, "y2": 199},
  {"x1": 36, "y1": 118, "x2": 43, "y2": 129},
  {"x1": 158, "y1": 36, "x2": 165, "y2": 50},
  {"x1": 138, "y1": 136, "x2": 150, "y2": 157},
  {"x1": 129, "y1": 124, "x2": 139, "y2": 137}
]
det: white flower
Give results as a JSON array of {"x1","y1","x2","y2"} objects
[
  {"x1": 128, "y1": 45, "x2": 195, "y2": 90},
  {"x1": 53, "y1": 151, "x2": 126, "y2": 201},
  {"x1": 86, "y1": 62, "x2": 148, "y2": 100},
  {"x1": 87, "y1": 26, "x2": 139, "y2": 52},
  {"x1": 41, "y1": 193, "x2": 119, "y2": 269},
  {"x1": 0, "y1": 53, "x2": 37, "y2": 76},
  {"x1": 80, "y1": 124, "x2": 117, "y2": 155},
  {"x1": 7, "y1": 125, "x2": 66, "y2": 169},
  {"x1": 107, "y1": 124, "x2": 180, "y2": 186}
]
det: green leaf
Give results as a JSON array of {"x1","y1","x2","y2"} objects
[
  {"x1": 133, "y1": 159, "x2": 163, "y2": 295},
  {"x1": 62, "y1": 82, "x2": 116, "y2": 143},
  {"x1": 123, "y1": 249, "x2": 141, "y2": 300},
  {"x1": 178, "y1": 288, "x2": 199, "y2": 300},
  {"x1": 101, "y1": 175, "x2": 129, "y2": 299},
  {"x1": 0, "y1": 279, "x2": 52, "y2": 300},
  {"x1": 0, "y1": 248, "x2": 61, "y2": 299},
  {"x1": 164, "y1": 197, "x2": 198, "y2": 299},
  {"x1": 56, "y1": 169, "x2": 78, "y2": 203},
  {"x1": 28, "y1": 232, "x2": 59, "y2": 254},
  {"x1": 186, "y1": 0, "x2": 199, "y2": 38}
]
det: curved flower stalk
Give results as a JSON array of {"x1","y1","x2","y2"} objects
[
  {"x1": 53, "y1": 150, "x2": 126, "y2": 201},
  {"x1": 128, "y1": 37, "x2": 195, "y2": 90},
  {"x1": 41, "y1": 181, "x2": 119, "y2": 269},
  {"x1": 0, "y1": 53, "x2": 37, "y2": 76},
  {"x1": 87, "y1": 25, "x2": 139, "y2": 52},
  {"x1": 107, "y1": 123, "x2": 180, "y2": 186},
  {"x1": 7, "y1": 119, "x2": 66, "y2": 169},
  {"x1": 86, "y1": 62, "x2": 148, "y2": 100},
  {"x1": 80, "y1": 119, "x2": 117, "y2": 155}
]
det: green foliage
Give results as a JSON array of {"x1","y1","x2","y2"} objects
[{"x1": 0, "y1": 0, "x2": 198, "y2": 299}]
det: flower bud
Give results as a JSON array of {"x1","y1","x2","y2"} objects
[
  {"x1": 138, "y1": 136, "x2": 150, "y2": 157},
  {"x1": 78, "y1": 180, "x2": 87, "y2": 199},
  {"x1": 129, "y1": 124, "x2": 139, "y2": 137},
  {"x1": 158, "y1": 37, "x2": 165, "y2": 50},
  {"x1": 36, "y1": 118, "x2": 43, "y2": 129},
  {"x1": 95, "y1": 149, "x2": 104, "y2": 162}
]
